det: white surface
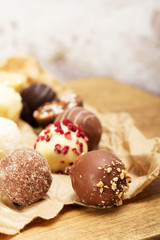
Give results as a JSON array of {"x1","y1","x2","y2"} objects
[{"x1": 0, "y1": 0, "x2": 160, "y2": 94}]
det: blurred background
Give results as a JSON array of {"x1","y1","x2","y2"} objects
[{"x1": 0, "y1": 0, "x2": 160, "y2": 95}]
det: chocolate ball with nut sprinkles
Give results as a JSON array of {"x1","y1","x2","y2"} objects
[
  {"x1": 0, "y1": 148, "x2": 52, "y2": 206},
  {"x1": 55, "y1": 106, "x2": 102, "y2": 151},
  {"x1": 34, "y1": 120, "x2": 88, "y2": 173},
  {"x1": 69, "y1": 150, "x2": 131, "y2": 207}
]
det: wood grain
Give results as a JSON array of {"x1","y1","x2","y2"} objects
[{"x1": 0, "y1": 78, "x2": 160, "y2": 240}]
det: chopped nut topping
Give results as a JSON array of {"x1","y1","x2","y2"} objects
[
  {"x1": 79, "y1": 175, "x2": 82, "y2": 178},
  {"x1": 115, "y1": 199, "x2": 123, "y2": 206},
  {"x1": 112, "y1": 161, "x2": 115, "y2": 166},
  {"x1": 120, "y1": 172, "x2": 125, "y2": 180},
  {"x1": 125, "y1": 165, "x2": 129, "y2": 170},
  {"x1": 100, "y1": 188, "x2": 104, "y2": 194},
  {"x1": 96, "y1": 181, "x2": 104, "y2": 188},
  {"x1": 118, "y1": 192, "x2": 123, "y2": 199},
  {"x1": 106, "y1": 167, "x2": 112, "y2": 173},
  {"x1": 104, "y1": 185, "x2": 109, "y2": 189},
  {"x1": 113, "y1": 177, "x2": 118, "y2": 182},
  {"x1": 126, "y1": 175, "x2": 131, "y2": 183},
  {"x1": 98, "y1": 166, "x2": 102, "y2": 170},
  {"x1": 111, "y1": 182, "x2": 117, "y2": 191},
  {"x1": 117, "y1": 168, "x2": 121, "y2": 173}
]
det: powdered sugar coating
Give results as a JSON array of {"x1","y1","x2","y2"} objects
[{"x1": 0, "y1": 148, "x2": 52, "y2": 206}]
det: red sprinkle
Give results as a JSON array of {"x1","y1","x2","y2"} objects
[
  {"x1": 63, "y1": 119, "x2": 72, "y2": 126},
  {"x1": 69, "y1": 162, "x2": 74, "y2": 166},
  {"x1": 60, "y1": 160, "x2": 65, "y2": 164},
  {"x1": 79, "y1": 142, "x2": 83, "y2": 153},
  {"x1": 44, "y1": 128, "x2": 50, "y2": 135},
  {"x1": 76, "y1": 126, "x2": 85, "y2": 138},
  {"x1": 40, "y1": 135, "x2": 46, "y2": 141},
  {"x1": 54, "y1": 121, "x2": 61, "y2": 127},
  {"x1": 34, "y1": 142, "x2": 36, "y2": 149},
  {"x1": 76, "y1": 139, "x2": 79, "y2": 145},
  {"x1": 72, "y1": 148, "x2": 80, "y2": 156},
  {"x1": 61, "y1": 145, "x2": 69, "y2": 155},
  {"x1": 54, "y1": 121, "x2": 64, "y2": 134},
  {"x1": 64, "y1": 131, "x2": 72, "y2": 140},
  {"x1": 54, "y1": 144, "x2": 62, "y2": 154},
  {"x1": 36, "y1": 136, "x2": 41, "y2": 142},
  {"x1": 45, "y1": 135, "x2": 51, "y2": 142},
  {"x1": 63, "y1": 119, "x2": 78, "y2": 132}
]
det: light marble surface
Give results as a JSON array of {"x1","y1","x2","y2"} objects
[{"x1": 0, "y1": 0, "x2": 160, "y2": 95}]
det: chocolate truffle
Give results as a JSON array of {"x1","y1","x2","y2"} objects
[
  {"x1": 69, "y1": 150, "x2": 131, "y2": 207},
  {"x1": 33, "y1": 93, "x2": 83, "y2": 127},
  {"x1": 0, "y1": 148, "x2": 52, "y2": 206},
  {"x1": 34, "y1": 120, "x2": 88, "y2": 173},
  {"x1": 21, "y1": 83, "x2": 57, "y2": 126},
  {"x1": 55, "y1": 107, "x2": 102, "y2": 151}
]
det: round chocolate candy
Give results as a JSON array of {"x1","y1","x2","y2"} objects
[
  {"x1": 69, "y1": 150, "x2": 131, "y2": 207},
  {"x1": 34, "y1": 120, "x2": 88, "y2": 173},
  {"x1": 0, "y1": 148, "x2": 52, "y2": 206},
  {"x1": 21, "y1": 83, "x2": 57, "y2": 126},
  {"x1": 55, "y1": 107, "x2": 102, "y2": 151},
  {"x1": 33, "y1": 93, "x2": 83, "y2": 127}
]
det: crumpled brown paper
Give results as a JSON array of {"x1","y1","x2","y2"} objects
[
  {"x1": 0, "y1": 111, "x2": 159, "y2": 235},
  {"x1": 0, "y1": 55, "x2": 160, "y2": 235}
]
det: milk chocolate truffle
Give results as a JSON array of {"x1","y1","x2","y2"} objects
[
  {"x1": 21, "y1": 83, "x2": 57, "y2": 126},
  {"x1": 69, "y1": 150, "x2": 131, "y2": 207},
  {"x1": 34, "y1": 120, "x2": 88, "y2": 173},
  {"x1": 33, "y1": 93, "x2": 83, "y2": 127},
  {"x1": 0, "y1": 148, "x2": 52, "y2": 206},
  {"x1": 55, "y1": 107, "x2": 102, "y2": 151}
]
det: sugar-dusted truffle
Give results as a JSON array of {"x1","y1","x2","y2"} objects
[
  {"x1": 34, "y1": 120, "x2": 88, "y2": 173},
  {"x1": 21, "y1": 83, "x2": 57, "y2": 126},
  {"x1": 55, "y1": 107, "x2": 102, "y2": 151},
  {"x1": 0, "y1": 148, "x2": 52, "y2": 206},
  {"x1": 69, "y1": 150, "x2": 131, "y2": 207}
]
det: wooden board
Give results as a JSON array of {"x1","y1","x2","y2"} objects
[{"x1": 0, "y1": 78, "x2": 160, "y2": 240}]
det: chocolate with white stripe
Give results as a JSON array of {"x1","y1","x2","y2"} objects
[{"x1": 55, "y1": 106, "x2": 102, "y2": 151}]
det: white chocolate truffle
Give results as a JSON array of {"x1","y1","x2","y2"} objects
[
  {"x1": 0, "y1": 84, "x2": 22, "y2": 122},
  {"x1": 0, "y1": 117, "x2": 21, "y2": 160},
  {"x1": 0, "y1": 71, "x2": 27, "y2": 92},
  {"x1": 34, "y1": 120, "x2": 88, "y2": 173}
]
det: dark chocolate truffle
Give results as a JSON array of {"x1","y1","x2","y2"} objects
[
  {"x1": 21, "y1": 83, "x2": 57, "y2": 126},
  {"x1": 33, "y1": 94, "x2": 83, "y2": 127},
  {"x1": 69, "y1": 150, "x2": 131, "y2": 207},
  {"x1": 55, "y1": 107, "x2": 102, "y2": 151},
  {"x1": 0, "y1": 148, "x2": 52, "y2": 206}
]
